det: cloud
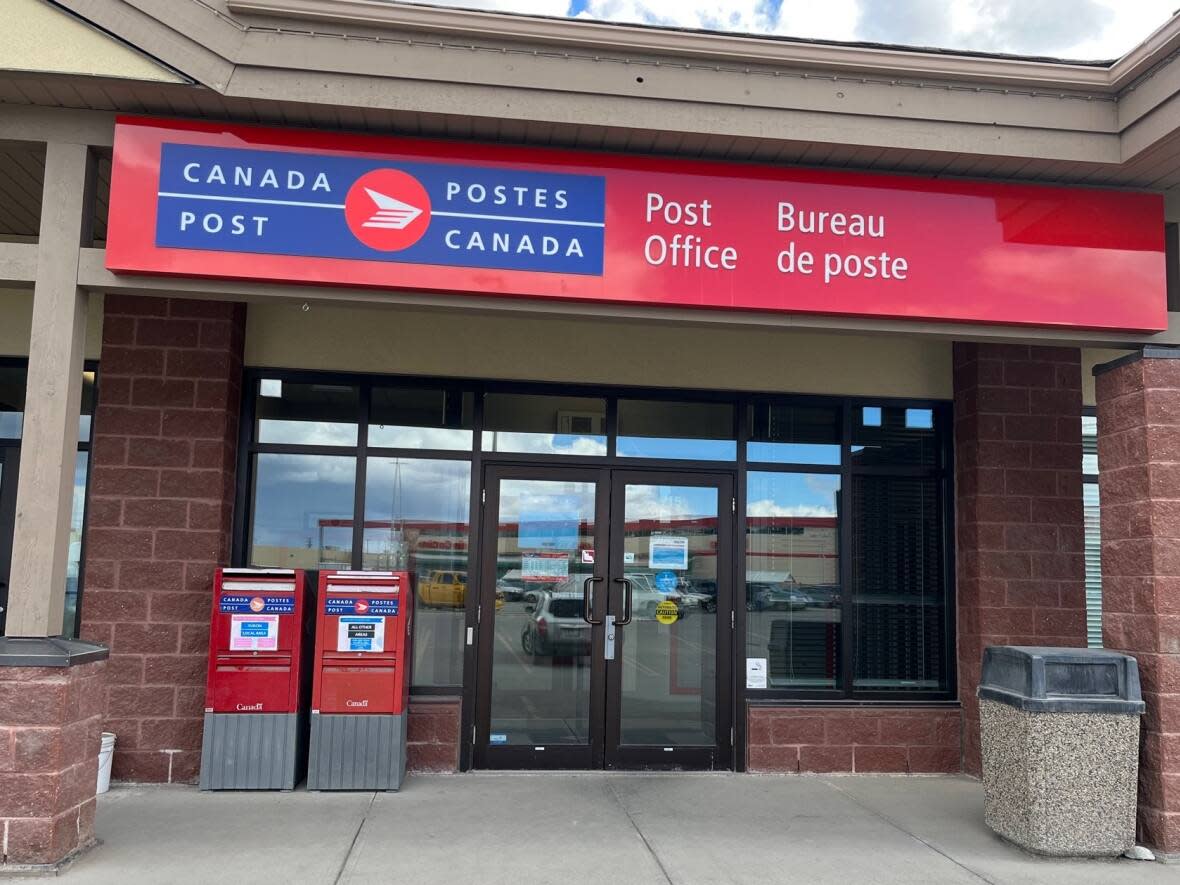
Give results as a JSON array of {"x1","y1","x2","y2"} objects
[
  {"x1": 577, "y1": 0, "x2": 779, "y2": 33},
  {"x1": 747, "y1": 498, "x2": 837, "y2": 518},
  {"x1": 413, "y1": 0, "x2": 1177, "y2": 60},
  {"x1": 416, "y1": 0, "x2": 572, "y2": 15}
]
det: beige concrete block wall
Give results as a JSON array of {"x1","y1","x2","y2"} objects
[
  {"x1": 245, "y1": 301, "x2": 954, "y2": 399},
  {"x1": 0, "y1": 0, "x2": 182, "y2": 81},
  {"x1": 0, "y1": 290, "x2": 104, "y2": 359}
]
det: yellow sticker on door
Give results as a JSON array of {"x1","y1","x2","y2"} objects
[{"x1": 655, "y1": 600, "x2": 679, "y2": 625}]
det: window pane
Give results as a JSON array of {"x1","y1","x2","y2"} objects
[
  {"x1": 617, "y1": 399, "x2": 735, "y2": 460},
  {"x1": 852, "y1": 404, "x2": 940, "y2": 467},
  {"x1": 482, "y1": 392, "x2": 606, "y2": 455},
  {"x1": 852, "y1": 476, "x2": 947, "y2": 692},
  {"x1": 745, "y1": 472, "x2": 841, "y2": 689},
  {"x1": 748, "y1": 402, "x2": 841, "y2": 465},
  {"x1": 255, "y1": 380, "x2": 358, "y2": 446},
  {"x1": 0, "y1": 366, "x2": 25, "y2": 439},
  {"x1": 363, "y1": 458, "x2": 471, "y2": 687},
  {"x1": 249, "y1": 453, "x2": 355, "y2": 568},
  {"x1": 369, "y1": 387, "x2": 474, "y2": 450},
  {"x1": 1082, "y1": 415, "x2": 1098, "y2": 475},
  {"x1": 1084, "y1": 481, "x2": 1103, "y2": 648},
  {"x1": 78, "y1": 371, "x2": 96, "y2": 442},
  {"x1": 62, "y1": 452, "x2": 89, "y2": 638}
]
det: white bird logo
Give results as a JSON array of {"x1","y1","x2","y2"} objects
[{"x1": 361, "y1": 187, "x2": 423, "y2": 229}]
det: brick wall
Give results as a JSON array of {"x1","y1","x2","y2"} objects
[
  {"x1": 746, "y1": 706, "x2": 960, "y2": 773},
  {"x1": 0, "y1": 661, "x2": 105, "y2": 866},
  {"x1": 79, "y1": 295, "x2": 245, "y2": 784},
  {"x1": 1095, "y1": 352, "x2": 1180, "y2": 853},
  {"x1": 406, "y1": 699, "x2": 460, "y2": 772},
  {"x1": 952, "y1": 343, "x2": 1087, "y2": 776}
]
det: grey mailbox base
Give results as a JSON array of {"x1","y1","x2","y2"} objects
[
  {"x1": 306, "y1": 712, "x2": 407, "y2": 791},
  {"x1": 980, "y1": 699, "x2": 1139, "y2": 857},
  {"x1": 199, "y1": 711, "x2": 306, "y2": 790}
]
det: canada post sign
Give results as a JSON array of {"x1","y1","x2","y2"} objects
[
  {"x1": 155, "y1": 143, "x2": 604, "y2": 275},
  {"x1": 107, "y1": 117, "x2": 1169, "y2": 332}
]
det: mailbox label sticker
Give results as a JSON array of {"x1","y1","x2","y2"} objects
[
  {"x1": 220, "y1": 594, "x2": 295, "y2": 614},
  {"x1": 325, "y1": 596, "x2": 399, "y2": 616},
  {"x1": 337, "y1": 616, "x2": 385, "y2": 653},
  {"x1": 230, "y1": 614, "x2": 279, "y2": 651}
]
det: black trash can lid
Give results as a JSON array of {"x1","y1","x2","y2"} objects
[{"x1": 978, "y1": 646, "x2": 1145, "y2": 714}]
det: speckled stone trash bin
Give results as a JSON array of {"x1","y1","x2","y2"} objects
[{"x1": 978, "y1": 646, "x2": 1145, "y2": 857}]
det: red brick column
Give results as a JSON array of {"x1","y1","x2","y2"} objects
[
  {"x1": 79, "y1": 295, "x2": 245, "y2": 784},
  {"x1": 953, "y1": 343, "x2": 1087, "y2": 776},
  {"x1": 1095, "y1": 348, "x2": 1180, "y2": 854},
  {"x1": 0, "y1": 657, "x2": 105, "y2": 868}
]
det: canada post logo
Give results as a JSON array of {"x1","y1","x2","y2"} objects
[{"x1": 154, "y1": 144, "x2": 606, "y2": 275}]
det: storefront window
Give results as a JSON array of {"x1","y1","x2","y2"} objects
[
  {"x1": 1082, "y1": 413, "x2": 1102, "y2": 648},
  {"x1": 482, "y1": 392, "x2": 607, "y2": 455},
  {"x1": 616, "y1": 399, "x2": 735, "y2": 459},
  {"x1": 369, "y1": 386, "x2": 474, "y2": 450},
  {"x1": 852, "y1": 404, "x2": 940, "y2": 467},
  {"x1": 851, "y1": 476, "x2": 947, "y2": 692},
  {"x1": 0, "y1": 365, "x2": 96, "y2": 638},
  {"x1": 747, "y1": 402, "x2": 840, "y2": 465},
  {"x1": 255, "y1": 379, "x2": 359, "y2": 446},
  {"x1": 0, "y1": 366, "x2": 25, "y2": 439},
  {"x1": 363, "y1": 458, "x2": 471, "y2": 686},
  {"x1": 62, "y1": 452, "x2": 89, "y2": 638},
  {"x1": 745, "y1": 472, "x2": 841, "y2": 689},
  {"x1": 249, "y1": 453, "x2": 356, "y2": 568},
  {"x1": 240, "y1": 373, "x2": 952, "y2": 699}
]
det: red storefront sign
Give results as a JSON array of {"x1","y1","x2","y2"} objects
[{"x1": 106, "y1": 116, "x2": 1167, "y2": 331}]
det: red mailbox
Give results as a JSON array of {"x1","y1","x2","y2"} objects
[
  {"x1": 198, "y1": 568, "x2": 314, "y2": 790},
  {"x1": 307, "y1": 570, "x2": 413, "y2": 790}
]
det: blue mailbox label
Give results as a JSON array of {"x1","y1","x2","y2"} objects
[
  {"x1": 219, "y1": 594, "x2": 295, "y2": 614},
  {"x1": 324, "y1": 596, "x2": 400, "y2": 616}
]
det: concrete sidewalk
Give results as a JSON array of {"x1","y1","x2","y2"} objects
[{"x1": 62, "y1": 774, "x2": 1177, "y2": 884}]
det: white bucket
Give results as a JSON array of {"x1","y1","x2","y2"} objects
[{"x1": 96, "y1": 732, "x2": 116, "y2": 794}]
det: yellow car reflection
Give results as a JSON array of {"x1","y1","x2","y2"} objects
[{"x1": 418, "y1": 570, "x2": 503, "y2": 609}]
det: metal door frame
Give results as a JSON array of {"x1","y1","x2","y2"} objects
[{"x1": 471, "y1": 463, "x2": 735, "y2": 770}]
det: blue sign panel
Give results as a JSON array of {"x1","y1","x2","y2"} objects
[
  {"x1": 518, "y1": 510, "x2": 581, "y2": 551},
  {"x1": 324, "y1": 596, "x2": 400, "y2": 616},
  {"x1": 238, "y1": 620, "x2": 271, "y2": 637},
  {"x1": 219, "y1": 594, "x2": 295, "y2": 613},
  {"x1": 155, "y1": 144, "x2": 605, "y2": 276}
]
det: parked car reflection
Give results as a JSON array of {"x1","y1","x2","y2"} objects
[
  {"x1": 746, "y1": 582, "x2": 813, "y2": 611},
  {"x1": 521, "y1": 590, "x2": 592, "y2": 657}
]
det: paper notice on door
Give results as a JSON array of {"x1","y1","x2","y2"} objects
[
  {"x1": 521, "y1": 552, "x2": 569, "y2": 582},
  {"x1": 230, "y1": 614, "x2": 279, "y2": 651},
  {"x1": 746, "y1": 658, "x2": 768, "y2": 689},
  {"x1": 649, "y1": 535, "x2": 689, "y2": 570},
  {"x1": 337, "y1": 616, "x2": 385, "y2": 653}
]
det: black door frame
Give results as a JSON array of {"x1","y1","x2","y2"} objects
[
  {"x1": 471, "y1": 462, "x2": 735, "y2": 771},
  {"x1": 604, "y1": 469, "x2": 735, "y2": 771}
]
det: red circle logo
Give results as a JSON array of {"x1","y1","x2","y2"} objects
[
  {"x1": 249, "y1": 596, "x2": 266, "y2": 612},
  {"x1": 344, "y1": 169, "x2": 431, "y2": 252},
  {"x1": 354, "y1": 599, "x2": 370, "y2": 614}
]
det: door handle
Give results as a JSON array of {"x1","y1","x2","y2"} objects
[
  {"x1": 582, "y1": 576, "x2": 603, "y2": 625},
  {"x1": 613, "y1": 577, "x2": 633, "y2": 626}
]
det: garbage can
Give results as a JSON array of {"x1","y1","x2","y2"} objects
[{"x1": 978, "y1": 646, "x2": 1145, "y2": 857}]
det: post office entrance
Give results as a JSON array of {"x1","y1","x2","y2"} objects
[{"x1": 472, "y1": 465, "x2": 735, "y2": 770}]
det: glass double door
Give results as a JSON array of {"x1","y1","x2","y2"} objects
[{"x1": 474, "y1": 466, "x2": 734, "y2": 770}]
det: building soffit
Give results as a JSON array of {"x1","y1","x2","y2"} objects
[{"x1": 34, "y1": 0, "x2": 1180, "y2": 177}]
